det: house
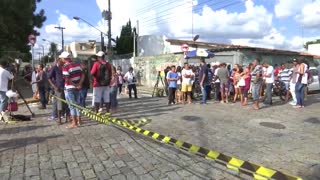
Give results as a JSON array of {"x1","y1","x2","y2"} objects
[{"x1": 165, "y1": 39, "x2": 315, "y2": 66}]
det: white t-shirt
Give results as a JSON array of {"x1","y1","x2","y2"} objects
[
  {"x1": 214, "y1": 68, "x2": 220, "y2": 83},
  {"x1": 262, "y1": 67, "x2": 267, "y2": 80},
  {"x1": 177, "y1": 72, "x2": 181, "y2": 85},
  {"x1": 181, "y1": 69, "x2": 193, "y2": 85},
  {"x1": 0, "y1": 67, "x2": 14, "y2": 91},
  {"x1": 124, "y1": 71, "x2": 136, "y2": 85},
  {"x1": 265, "y1": 66, "x2": 274, "y2": 83}
]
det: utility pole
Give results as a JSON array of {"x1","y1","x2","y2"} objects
[
  {"x1": 108, "y1": 0, "x2": 112, "y2": 61},
  {"x1": 136, "y1": 20, "x2": 139, "y2": 57},
  {"x1": 55, "y1": 26, "x2": 65, "y2": 51}
]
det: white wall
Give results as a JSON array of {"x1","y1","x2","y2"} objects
[{"x1": 308, "y1": 44, "x2": 320, "y2": 56}]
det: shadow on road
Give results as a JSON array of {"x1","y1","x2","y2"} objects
[
  {"x1": 0, "y1": 135, "x2": 63, "y2": 153},
  {"x1": 0, "y1": 125, "x2": 50, "y2": 136}
]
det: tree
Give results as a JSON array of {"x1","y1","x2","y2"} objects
[
  {"x1": 115, "y1": 20, "x2": 136, "y2": 55},
  {"x1": 304, "y1": 39, "x2": 320, "y2": 50},
  {"x1": 0, "y1": 0, "x2": 46, "y2": 61},
  {"x1": 48, "y1": 43, "x2": 58, "y2": 62}
]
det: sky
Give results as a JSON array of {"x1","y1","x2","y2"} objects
[{"x1": 34, "y1": 0, "x2": 320, "y2": 54}]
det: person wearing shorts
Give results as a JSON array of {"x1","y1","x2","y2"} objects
[
  {"x1": 250, "y1": 59, "x2": 262, "y2": 110},
  {"x1": 214, "y1": 63, "x2": 230, "y2": 103},
  {"x1": 91, "y1": 51, "x2": 112, "y2": 113},
  {"x1": 181, "y1": 63, "x2": 194, "y2": 104}
]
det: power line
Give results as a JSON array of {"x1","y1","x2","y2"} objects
[
  {"x1": 142, "y1": 0, "x2": 242, "y2": 29},
  {"x1": 140, "y1": 0, "x2": 230, "y2": 25},
  {"x1": 136, "y1": 0, "x2": 172, "y2": 15}
]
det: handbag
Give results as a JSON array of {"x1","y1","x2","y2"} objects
[
  {"x1": 7, "y1": 99, "x2": 18, "y2": 112},
  {"x1": 7, "y1": 80, "x2": 18, "y2": 112},
  {"x1": 238, "y1": 77, "x2": 246, "y2": 87}
]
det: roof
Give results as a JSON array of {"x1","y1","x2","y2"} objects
[{"x1": 166, "y1": 39, "x2": 313, "y2": 57}]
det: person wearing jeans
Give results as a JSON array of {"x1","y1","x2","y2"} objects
[
  {"x1": 124, "y1": 67, "x2": 138, "y2": 99},
  {"x1": 167, "y1": 65, "x2": 178, "y2": 105},
  {"x1": 48, "y1": 58, "x2": 67, "y2": 124},
  {"x1": 294, "y1": 59, "x2": 308, "y2": 108},
  {"x1": 0, "y1": 60, "x2": 14, "y2": 120},
  {"x1": 61, "y1": 51, "x2": 84, "y2": 128},
  {"x1": 32, "y1": 64, "x2": 47, "y2": 109},
  {"x1": 262, "y1": 63, "x2": 274, "y2": 105},
  {"x1": 199, "y1": 58, "x2": 209, "y2": 104}
]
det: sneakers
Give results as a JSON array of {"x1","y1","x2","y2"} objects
[
  {"x1": 289, "y1": 101, "x2": 297, "y2": 106},
  {"x1": 48, "y1": 116, "x2": 57, "y2": 121}
]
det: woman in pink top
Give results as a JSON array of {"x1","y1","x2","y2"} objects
[
  {"x1": 109, "y1": 66, "x2": 119, "y2": 113},
  {"x1": 240, "y1": 67, "x2": 251, "y2": 106}
]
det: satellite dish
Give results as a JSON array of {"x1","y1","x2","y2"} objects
[{"x1": 193, "y1": 35, "x2": 200, "y2": 42}]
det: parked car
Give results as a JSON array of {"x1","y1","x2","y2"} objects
[{"x1": 308, "y1": 67, "x2": 320, "y2": 92}]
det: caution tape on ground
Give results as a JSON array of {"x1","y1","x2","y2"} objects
[{"x1": 53, "y1": 95, "x2": 302, "y2": 180}]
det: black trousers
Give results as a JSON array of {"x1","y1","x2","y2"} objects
[
  {"x1": 214, "y1": 82, "x2": 221, "y2": 101},
  {"x1": 118, "y1": 84, "x2": 123, "y2": 94},
  {"x1": 38, "y1": 86, "x2": 47, "y2": 108},
  {"x1": 128, "y1": 84, "x2": 137, "y2": 98},
  {"x1": 168, "y1": 88, "x2": 176, "y2": 104}
]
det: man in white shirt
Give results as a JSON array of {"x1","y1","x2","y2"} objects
[
  {"x1": 181, "y1": 63, "x2": 194, "y2": 104},
  {"x1": 0, "y1": 60, "x2": 14, "y2": 114},
  {"x1": 262, "y1": 62, "x2": 274, "y2": 105},
  {"x1": 124, "y1": 67, "x2": 138, "y2": 99}
]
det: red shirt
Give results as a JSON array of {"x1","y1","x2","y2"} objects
[
  {"x1": 62, "y1": 59, "x2": 82, "y2": 89},
  {"x1": 90, "y1": 59, "x2": 112, "y2": 87}
]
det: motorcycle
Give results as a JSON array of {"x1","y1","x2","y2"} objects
[{"x1": 273, "y1": 80, "x2": 292, "y2": 101}]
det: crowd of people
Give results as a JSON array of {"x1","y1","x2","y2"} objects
[
  {"x1": 0, "y1": 51, "x2": 317, "y2": 126},
  {"x1": 165, "y1": 57, "x2": 314, "y2": 110},
  {"x1": 0, "y1": 51, "x2": 139, "y2": 128}
]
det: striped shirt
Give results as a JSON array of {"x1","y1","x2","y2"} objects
[
  {"x1": 62, "y1": 59, "x2": 82, "y2": 89},
  {"x1": 251, "y1": 65, "x2": 262, "y2": 83},
  {"x1": 278, "y1": 68, "x2": 291, "y2": 83}
]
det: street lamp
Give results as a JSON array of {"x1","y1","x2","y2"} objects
[{"x1": 73, "y1": 16, "x2": 106, "y2": 53}]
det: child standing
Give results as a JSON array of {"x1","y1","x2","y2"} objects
[
  {"x1": 240, "y1": 67, "x2": 252, "y2": 106},
  {"x1": 109, "y1": 66, "x2": 119, "y2": 113},
  {"x1": 166, "y1": 65, "x2": 179, "y2": 105}
]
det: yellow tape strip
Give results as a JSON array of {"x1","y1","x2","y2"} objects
[{"x1": 53, "y1": 95, "x2": 302, "y2": 180}]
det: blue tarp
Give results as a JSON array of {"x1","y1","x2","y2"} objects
[{"x1": 184, "y1": 49, "x2": 215, "y2": 59}]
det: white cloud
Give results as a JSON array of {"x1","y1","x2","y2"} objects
[
  {"x1": 39, "y1": 0, "x2": 319, "y2": 53},
  {"x1": 296, "y1": 0, "x2": 320, "y2": 29},
  {"x1": 274, "y1": 0, "x2": 312, "y2": 18}
]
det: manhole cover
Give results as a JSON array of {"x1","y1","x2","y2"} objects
[
  {"x1": 259, "y1": 122, "x2": 286, "y2": 129},
  {"x1": 304, "y1": 118, "x2": 320, "y2": 124},
  {"x1": 182, "y1": 116, "x2": 202, "y2": 121}
]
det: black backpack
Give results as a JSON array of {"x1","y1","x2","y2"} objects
[{"x1": 97, "y1": 62, "x2": 111, "y2": 86}]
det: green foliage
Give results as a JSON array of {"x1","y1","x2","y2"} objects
[
  {"x1": 304, "y1": 39, "x2": 320, "y2": 50},
  {"x1": 115, "y1": 20, "x2": 136, "y2": 55},
  {"x1": 48, "y1": 43, "x2": 58, "y2": 62},
  {"x1": 0, "y1": 0, "x2": 46, "y2": 61}
]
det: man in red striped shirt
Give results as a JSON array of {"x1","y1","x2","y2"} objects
[{"x1": 60, "y1": 51, "x2": 84, "y2": 128}]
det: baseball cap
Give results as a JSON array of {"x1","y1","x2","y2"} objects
[
  {"x1": 96, "y1": 51, "x2": 105, "y2": 57},
  {"x1": 292, "y1": 58, "x2": 297, "y2": 63},
  {"x1": 59, "y1": 51, "x2": 70, "y2": 58}
]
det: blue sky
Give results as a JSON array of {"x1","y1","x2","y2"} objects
[{"x1": 35, "y1": 0, "x2": 320, "y2": 52}]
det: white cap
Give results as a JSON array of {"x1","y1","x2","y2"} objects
[
  {"x1": 96, "y1": 51, "x2": 105, "y2": 57},
  {"x1": 59, "y1": 51, "x2": 70, "y2": 58}
]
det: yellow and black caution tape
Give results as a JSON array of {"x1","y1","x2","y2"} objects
[
  {"x1": 17, "y1": 98, "x2": 40, "y2": 105},
  {"x1": 54, "y1": 95, "x2": 302, "y2": 180}
]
